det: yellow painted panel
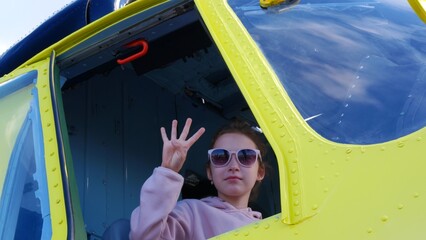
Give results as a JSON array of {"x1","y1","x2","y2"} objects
[
  {"x1": 259, "y1": 0, "x2": 286, "y2": 8},
  {"x1": 408, "y1": 0, "x2": 426, "y2": 24},
  {"x1": 196, "y1": 0, "x2": 426, "y2": 239},
  {"x1": 34, "y1": 56, "x2": 68, "y2": 239},
  {"x1": 211, "y1": 129, "x2": 426, "y2": 239}
]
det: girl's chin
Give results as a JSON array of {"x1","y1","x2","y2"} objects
[{"x1": 220, "y1": 187, "x2": 248, "y2": 196}]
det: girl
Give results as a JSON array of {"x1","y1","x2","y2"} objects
[{"x1": 130, "y1": 118, "x2": 266, "y2": 239}]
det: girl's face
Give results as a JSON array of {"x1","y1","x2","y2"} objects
[{"x1": 207, "y1": 133, "x2": 265, "y2": 205}]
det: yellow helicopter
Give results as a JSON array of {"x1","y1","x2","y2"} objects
[{"x1": 1, "y1": 0, "x2": 426, "y2": 239}]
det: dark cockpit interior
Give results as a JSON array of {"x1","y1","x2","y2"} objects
[{"x1": 58, "y1": 2, "x2": 280, "y2": 238}]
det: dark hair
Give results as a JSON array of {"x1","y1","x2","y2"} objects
[
  {"x1": 209, "y1": 119, "x2": 267, "y2": 158},
  {"x1": 208, "y1": 119, "x2": 268, "y2": 202}
]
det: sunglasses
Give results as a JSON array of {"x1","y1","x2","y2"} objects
[{"x1": 208, "y1": 148, "x2": 261, "y2": 167}]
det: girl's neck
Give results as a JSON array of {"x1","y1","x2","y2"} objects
[{"x1": 218, "y1": 193, "x2": 250, "y2": 209}]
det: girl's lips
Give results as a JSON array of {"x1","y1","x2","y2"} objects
[{"x1": 225, "y1": 176, "x2": 242, "y2": 180}]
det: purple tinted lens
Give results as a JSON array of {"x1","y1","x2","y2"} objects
[
  {"x1": 211, "y1": 149, "x2": 230, "y2": 166},
  {"x1": 237, "y1": 149, "x2": 257, "y2": 166}
]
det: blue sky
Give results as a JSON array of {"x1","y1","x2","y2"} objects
[{"x1": 0, "y1": 0, "x2": 75, "y2": 55}]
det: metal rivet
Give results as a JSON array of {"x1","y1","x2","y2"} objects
[
  {"x1": 397, "y1": 204, "x2": 404, "y2": 210},
  {"x1": 381, "y1": 215, "x2": 389, "y2": 222},
  {"x1": 346, "y1": 148, "x2": 352, "y2": 154}
]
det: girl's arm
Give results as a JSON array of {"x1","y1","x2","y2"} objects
[
  {"x1": 129, "y1": 118, "x2": 205, "y2": 239},
  {"x1": 129, "y1": 167, "x2": 189, "y2": 239}
]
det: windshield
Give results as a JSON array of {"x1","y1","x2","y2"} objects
[
  {"x1": 0, "y1": 71, "x2": 52, "y2": 239},
  {"x1": 0, "y1": 72, "x2": 35, "y2": 191},
  {"x1": 229, "y1": 0, "x2": 426, "y2": 144}
]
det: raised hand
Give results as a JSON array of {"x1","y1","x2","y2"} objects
[{"x1": 160, "y1": 118, "x2": 205, "y2": 173}]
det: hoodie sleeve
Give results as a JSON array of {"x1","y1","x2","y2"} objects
[{"x1": 129, "y1": 167, "x2": 192, "y2": 240}]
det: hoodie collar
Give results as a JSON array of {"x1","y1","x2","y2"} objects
[{"x1": 201, "y1": 196, "x2": 262, "y2": 219}]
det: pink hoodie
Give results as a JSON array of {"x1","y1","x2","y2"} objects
[{"x1": 130, "y1": 167, "x2": 262, "y2": 240}]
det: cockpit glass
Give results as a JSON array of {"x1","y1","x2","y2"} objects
[
  {"x1": 228, "y1": 0, "x2": 426, "y2": 144},
  {"x1": 0, "y1": 71, "x2": 52, "y2": 239}
]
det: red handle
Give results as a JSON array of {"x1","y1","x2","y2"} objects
[{"x1": 117, "y1": 39, "x2": 149, "y2": 65}]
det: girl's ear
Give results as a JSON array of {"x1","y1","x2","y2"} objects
[
  {"x1": 257, "y1": 166, "x2": 265, "y2": 181},
  {"x1": 206, "y1": 166, "x2": 212, "y2": 180}
]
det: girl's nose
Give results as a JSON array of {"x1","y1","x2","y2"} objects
[{"x1": 228, "y1": 153, "x2": 240, "y2": 170}]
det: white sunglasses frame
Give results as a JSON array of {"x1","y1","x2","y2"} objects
[{"x1": 207, "y1": 148, "x2": 262, "y2": 167}]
